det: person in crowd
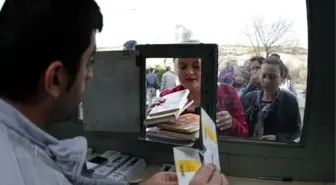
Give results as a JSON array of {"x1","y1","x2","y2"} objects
[
  {"x1": 271, "y1": 53, "x2": 297, "y2": 96},
  {"x1": 241, "y1": 56, "x2": 301, "y2": 142},
  {"x1": 123, "y1": 40, "x2": 137, "y2": 50},
  {"x1": 270, "y1": 53, "x2": 281, "y2": 59},
  {"x1": 232, "y1": 66, "x2": 246, "y2": 97},
  {"x1": 240, "y1": 56, "x2": 265, "y2": 97},
  {"x1": 0, "y1": 0, "x2": 228, "y2": 184},
  {"x1": 243, "y1": 59, "x2": 251, "y2": 71},
  {"x1": 241, "y1": 60, "x2": 251, "y2": 85},
  {"x1": 161, "y1": 66, "x2": 176, "y2": 91},
  {"x1": 280, "y1": 64, "x2": 297, "y2": 96},
  {"x1": 218, "y1": 62, "x2": 234, "y2": 85},
  {"x1": 146, "y1": 67, "x2": 159, "y2": 105},
  {"x1": 150, "y1": 58, "x2": 248, "y2": 138}
]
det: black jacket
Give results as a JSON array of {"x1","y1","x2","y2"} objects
[
  {"x1": 240, "y1": 83, "x2": 261, "y2": 98},
  {"x1": 241, "y1": 89, "x2": 302, "y2": 142}
]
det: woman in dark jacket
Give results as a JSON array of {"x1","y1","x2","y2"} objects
[{"x1": 241, "y1": 56, "x2": 301, "y2": 142}]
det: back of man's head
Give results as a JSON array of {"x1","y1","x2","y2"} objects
[
  {"x1": 166, "y1": 66, "x2": 171, "y2": 71},
  {"x1": 123, "y1": 40, "x2": 137, "y2": 50},
  {"x1": 149, "y1": 67, "x2": 154, "y2": 72},
  {"x1": 250, "y1": 56, "x2": 265, "y2": 65},
  {"x1": 271, "y1": 53, "x2": 281, "y2": 59},
  {"x1": 0, "y1": 0, "x2": 102, "y2": 102},
  {"x1": 0, "y1": 0, "x2": 103, "y2": 123}
]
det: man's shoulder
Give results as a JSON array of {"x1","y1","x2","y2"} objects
[
  {"x1": 162, "y1": 72, "x2": 168, "y2": 76},
  {"x1": 164, "y1": 72, "x2": 175, "y2": 79},
  {"x1": 167, "y1": 71, "x2": 175, "y2": 75},
  {"x1": 241, "y1": 90, "x2": 258, "y2": 103},
  {"x1": 0, "y1": 124, "x2": 21, "y2": 158},
  {"x1": 0, "y1": 124, "x2": 71, "y2": 185},
  {"x1": 0, "y1": 124, "x2": 27, "y2": 184}
]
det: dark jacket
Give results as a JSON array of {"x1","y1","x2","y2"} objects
[
  {"x1": 241, "y1": 89, "x2": 301, "y2": 142},
  {"x1": 240, "y1": 83, "x2": 261, "y2": 98},
  {"x1": 146, "y1": 72, "x2": 159, "y2": 89}
]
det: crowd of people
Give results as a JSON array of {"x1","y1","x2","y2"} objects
[
  {"x1": 219, "y1": 53, "x2": 297, "y2": 98},
  {"x1": 146, "y1": 66, "x2": 177, "y2": 105},
  {"x1": 148, "y1": 53, "x2": 302, "y2": 142}
]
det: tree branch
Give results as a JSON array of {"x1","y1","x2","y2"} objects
[{"x1": 243, "y1": 17, "x2": 295, "y2": 56}]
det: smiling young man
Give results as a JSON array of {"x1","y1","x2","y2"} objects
[{"x1": 0, "y1": 0, "x2": 227, "y2": 185}]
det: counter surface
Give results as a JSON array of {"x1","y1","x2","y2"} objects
[{"x1": 87, "y1": 153, "x2": 334, "y2": 185}]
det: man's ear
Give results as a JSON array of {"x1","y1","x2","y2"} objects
[{"x1": 44, "y1": 61, "x2": 67, "y2": 99}]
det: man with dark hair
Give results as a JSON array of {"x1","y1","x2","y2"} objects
[
  {"x1": 161, "y1": 66, "x2": 176, "y2": 91},
  {"x1": 240, "y1": 56, "x2": 265, "y2": 97},
  {"x1": 0, "y1": 0, "x2": 226, "y2": 184},
  {"x1": 123, "y1": 40, "x2": 137, "y2": 50},
  {"x1": 271, "y1": 53, "x2": 281, "y2": 59}
]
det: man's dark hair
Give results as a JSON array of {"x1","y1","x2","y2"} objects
[
  {"x1": 165, "y1": 66, "x2": 171, "y2": 71},
  {"x1": 250, "y1": 56, "x2": 265, "y2": 65},
  {"x1": 271, "y1": 53, "x2": 281, "y2": 59},
  {"x1": 123, "y1": 40, "x2": 137, "y2": 50},
  {"x1": 263, "y1": 56, "x2": 285, "y2": 78},
  {"x1": 149, "y1": 67, "x2": 154, "y2": 72},
  {"x1": 0, "y1": 0, "x2": 103, "y2": 102},
  {"x1": 282, "y1": 63, "x2": 291, "y2": 80}
]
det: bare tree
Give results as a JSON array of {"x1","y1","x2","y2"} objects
[{"x1": 243, "y1": 17, "x2": 297, "y2": 57}]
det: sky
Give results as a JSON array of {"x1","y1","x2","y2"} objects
[{"x1": 0, "y1": 0, "x2": 308, "y2": 48}]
